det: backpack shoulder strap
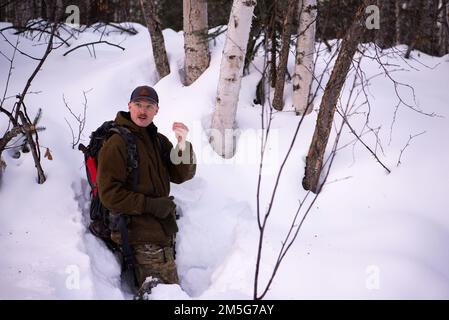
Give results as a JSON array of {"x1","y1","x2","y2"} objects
[
  {"x1": 110, "y1": 124, "x2": 140, "y2": 190},
  {"x1": 107, "y1": 124, "x2": 141, "y2": 290}
]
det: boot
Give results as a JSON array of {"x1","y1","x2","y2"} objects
[{"x1": 134, "y1": 276, "x2": 161, "y2": 300}]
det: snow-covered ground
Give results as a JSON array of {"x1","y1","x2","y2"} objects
[{"x1": 0, "y1": 22, "x2": 448, "y2": 299}]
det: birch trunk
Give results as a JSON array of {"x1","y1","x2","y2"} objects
[
  {"x1": 438, "y1": 0, "x2": 449, "y2": 56},
  {"x1": 303, "y1": 0, "x2": 369, "y2": 193},
  {"x1": 210, "y1": 0, "x2": 257, "y2": 158},
  {"x1": 292, "y1": 0, "x2": 317, "y2": 115},
  {"x1": 140, "y1": 0, "x2": 171, "y2": 79},
  {"x1": 183, "y1": 0, "x2": 210, "y2": 85},
  {"x1": 272, "y1": 0, "x2": 297, "y2": 111}
]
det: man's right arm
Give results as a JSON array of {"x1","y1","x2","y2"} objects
[{"x1": 97, "y1": 135, "x2": 145, "y2": 215}]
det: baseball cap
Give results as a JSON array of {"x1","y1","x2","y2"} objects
[{"x1": 130, "y1": 85, "x2": 159, "y2": 104}]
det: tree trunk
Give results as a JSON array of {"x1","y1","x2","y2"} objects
[
  {"x1": 244, "y1": 9, "x2": 264, "y2": 76},
  {"x1": 395, "y1": 0, "x2": 402, "y2": 44},
  {"x1": 0, "y1": 156, "x2": 5, "y2": 188},
  {"x1": 32, "y1": 0, "x2": 45, "y2": 20},
  {"x1": 183, "y1": 0, "x2": 210, "y2": 85},
  {"x1": 438, "y1": 0, "x2": 449, "y2": 56},
  {"x1": 268, "y1": 1, "x2": 277, "y2": 88},
  {"x1": 302, "y1": 0, "x2": 369, "y2": 193},
  {"x1": 396, "y1": 0, "x2": 416, "y2": 45},
  {"x1": 43, "y1": 0, "x2": 65, "y2": 23},
  {"x1": 140, "y1": 0, "x2": 171, "y2": 79},
  {"x1": 377, "y1": 0, "x2": 396, "y2": 48},
  {"x1": 272, "y1": 0, "x2": 297, "y2": 111},
  {"x1": 13, "y1": 1, "x2": 33, "y2": 27},
  {"x1": 414, "y1": 0, "x2": 439, "y2": 55},
  {"x1": 210, "y1": 0, "x2": 256, "y2": 158},
  {"x1": 292, "y1": 0, "x2": 317, "y2": 115}
]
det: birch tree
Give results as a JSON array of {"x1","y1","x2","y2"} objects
[
  {"x1": 140, "y1": 0, "x2": 171, "y2": 79},
  {"x1": 183, "y1": 0, "x2": 210, "y2": 85},
  {"x1": 210, "y1": 0, "x2": 257, "y2": 158},
  {"x1": 303, "y1": 0, "x2": 369, "y2": 193},
  {"x1": 438, "y1": 0, "x2": 449, "y2": 56},
  {"x1": 292, "y1": 0, "x2": 317, "y2": 115}
]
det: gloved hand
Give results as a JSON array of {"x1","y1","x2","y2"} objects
[
  {"x1": 172, "y1": 122, "x2": 188, "y2": 151},
  {"x1": 144, "y1": 196, "x2": 176, "y2": 219}
]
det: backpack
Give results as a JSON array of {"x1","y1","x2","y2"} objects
[{"x1": 79, "y1": 120, "x2": 139, "y2": 287}]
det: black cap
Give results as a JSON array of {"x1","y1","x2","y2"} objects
[{"x1": 130, "y1": 85, "x2": 159, "y2": 104}]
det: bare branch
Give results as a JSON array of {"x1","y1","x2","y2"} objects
[
  {"x1": 336, "y1": 108, "x2": 391, "y2": 174},
  {"x1": 62, "y1": 90, "x2": 89, "y2": 149},
  {"x1": 396, "y1": 131, "x2": 426, "y2": 167},
  {"x1": 0, "y1": 34, "x2": 19, "y2": 125},
  {"x1": 63, "y1": 41, "x2": 125, "y2": 57},
  {"x1": 14, "y1": 22, "x2": 57, "y2": 123},
  {"x1": 0, "y1": 30, "x2": 40, "y2": 60}
]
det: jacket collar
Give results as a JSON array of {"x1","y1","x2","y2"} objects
[{"x1": 115, "y1": 111, "x2": 158, "y2": 138}]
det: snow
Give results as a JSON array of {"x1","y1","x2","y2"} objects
[{"x1": 0, "y1": 22, "x2": 448, "y2": 300}]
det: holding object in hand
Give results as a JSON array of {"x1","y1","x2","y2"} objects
[{"x1": 172, "y1": 122, "x2": 189, "y2": 151}]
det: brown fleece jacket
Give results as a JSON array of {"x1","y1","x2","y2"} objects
[{"x1": 97, "y1": 111, "x2": 196, "y2": 246}]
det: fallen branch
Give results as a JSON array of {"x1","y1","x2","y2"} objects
[
  {"x1": 18, "y1": 112, "x2": 46, "y2": 183},
  {"x1": 63, "y1": 41, "x2": 125, "y2": 56},
  {"x1": 107, "y1": 22, "x2": 138, "y2": 35}
]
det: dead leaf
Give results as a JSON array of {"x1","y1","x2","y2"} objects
[{"x1": 44, "y1": 148, "x2": 53, "y2": 161}]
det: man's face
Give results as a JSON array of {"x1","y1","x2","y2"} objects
[{"x1": 128, "y1": 99, "x2": 159, "y2": 127}]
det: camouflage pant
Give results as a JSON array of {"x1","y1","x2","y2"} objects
[{"x1": 132, "y1": 243, "x2": 179, "y2": 287}]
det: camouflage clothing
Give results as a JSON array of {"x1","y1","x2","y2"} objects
[{"x1": 133, "y1": 242, "x2": 179, "y2": 286}]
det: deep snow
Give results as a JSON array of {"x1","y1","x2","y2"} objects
[{"x1": 0, "y1": 22, "x2": 448, "y2": 299}]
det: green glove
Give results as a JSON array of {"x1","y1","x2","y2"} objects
[
  {"x1": 159, "y1": 215, "x2": 179, "y2": 235},
  {"x1": 145, "y1": 196, "x2": 176, "y2": 219}
]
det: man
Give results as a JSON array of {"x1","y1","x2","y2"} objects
[{"x1": 97, "y1": 85, "x2": 196, "y2": 298}]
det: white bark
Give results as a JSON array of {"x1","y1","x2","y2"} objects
[
  {"x1": 210, "y1": 0, "x2": 256, "y2": 158},
  {"x1": 292, "y1": 0, "x2": 317, "y2": 115},
  {"x1": 183, "y1": 0, "x2": 210, "y2": 85},
  {"x1": 438, "y1": 0, "x2": 449, "y2": 56}
]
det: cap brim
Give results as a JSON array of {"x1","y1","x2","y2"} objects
[{"x1": 130, "y1": 96, "x2": 158, "y2": 104}]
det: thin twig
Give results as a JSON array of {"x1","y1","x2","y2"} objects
[
  {"x1": 14, "y1": 23, "x2": 57, "y2": 123},
  {"x1": 62, "y1": 90, "x2": 90, "y2": 149},
  {"x1": 396, "y1": 131, "x2": 426, "y2": 167}
]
